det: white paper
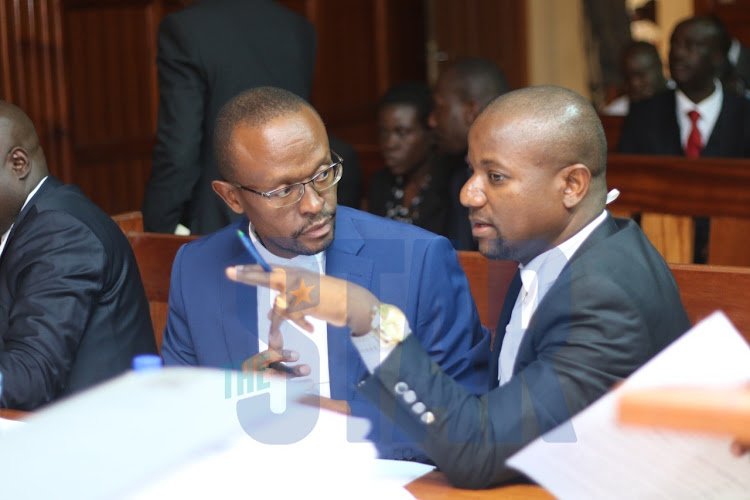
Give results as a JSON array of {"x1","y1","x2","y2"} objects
[
  {"x1": 0, "y1": 416, "x2": 25, "y2": 434},
  {"x1": 507, "y1": 311, "x2": 750, "y2": 500},
  {"x1": 0, "y1": 367, "x2": 424, "y2": 499}
]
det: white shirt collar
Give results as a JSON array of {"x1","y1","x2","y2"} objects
[
  {"x1": 675, "y1": 79, "x2": 723, "y2": 150},
  {"x1": 0, "y1": 176, "x2": 48, "y2": 258},
  {"x1": 517, "y1": 209, "x2": 608, "y2": 297}
]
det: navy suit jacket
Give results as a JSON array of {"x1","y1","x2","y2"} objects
[
  {"x1": 358, "y1": 216, "x2": 691, "y2": 488},
  {"x1": 618, "y1": 89, "x2": 750, "y2": 157},
  {"x1": 0, "y1": 177, "x2": 157, "y2": 410},
  {"x1": 161, "y1": 206, "x2": 489, "y2": 459}
]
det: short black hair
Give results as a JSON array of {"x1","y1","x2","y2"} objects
[
  {"x1": 377, "y1": 82, "x2": 433, "y2": 129},
  {"x1": 213, "y1": 86, "x2": 317, "y2": 179}
]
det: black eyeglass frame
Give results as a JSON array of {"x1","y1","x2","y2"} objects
[{"x1": 229, "y1": 150, "x2": 344, "y2": 208}]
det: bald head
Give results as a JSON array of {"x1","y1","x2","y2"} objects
[
  {"x1": 0, "y1": 101, "x2": 43, "y2": 157},
  {"x1": 463, "y1": 86, "x2": 608, "y2": 262},
  {"x1": 0, "y1": 101, "x2": 48, "y2": 234},
  {"x1": 480, "y1": 86, "x2": 607, "y2": 188}
]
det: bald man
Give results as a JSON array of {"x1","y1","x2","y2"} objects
[
  {"x1": 230, "y1": 86, "x2": 691, "y2": 488},
  {"x1": 0, "y1": 102, "x2": 156, "y2": 410}
]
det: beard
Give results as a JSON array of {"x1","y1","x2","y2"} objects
[
  {"x1": 264, "y1": 208, "x2": 337, "y2": 257},
  {"x1": 479, "y1": 234, "x2": 550, "y2": 265}
]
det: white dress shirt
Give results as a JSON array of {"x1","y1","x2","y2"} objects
[
  {"x1": 675, "y1": 79, "x2": 723, "y2": 151},
  {"x1": 249, "y1": 222, "x2": 331, "y2": 397},
  {"x1": 0, "y1": 176, "x2": 48, "y2": 259},
  {"x1": 498, "y1": 210, "x2": 608, "y2": 385}
]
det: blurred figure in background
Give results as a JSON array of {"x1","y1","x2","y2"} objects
[
  {"x1": 429, "y1": 58, "x2": 510, "y2": 250},
  {"x1": 603, "y1": 41, "x2": 670, "y2": 116},
  {"x1": 368, "y1": 82, "x2": 448, "y2": 236}
]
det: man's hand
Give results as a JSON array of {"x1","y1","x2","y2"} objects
[
  {"x1": 241, "y1": 306, "x2": 311, "y2": 377},
  {"x1": 226, "y1": 264, "x2": 380, "y2": 335}
]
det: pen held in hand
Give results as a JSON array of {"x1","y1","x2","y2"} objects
[{"x1": 236, "y1": 229, "x2": 272, "y2": 272}]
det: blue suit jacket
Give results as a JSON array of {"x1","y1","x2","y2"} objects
[{"x1": 161, "y1": 206, "x2": 489, "y2": 459}]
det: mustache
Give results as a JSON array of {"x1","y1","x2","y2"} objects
[{"x1": 293, "y1": 208, "x2": 336, "y2": 238}]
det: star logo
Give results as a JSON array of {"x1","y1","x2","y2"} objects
[{"x1": 289, "y1": 279, "x2": 315, "y2": 307}]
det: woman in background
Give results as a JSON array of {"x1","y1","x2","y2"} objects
[{"x1": 368, "y1": 82, "x2": 449, "y2": 236}]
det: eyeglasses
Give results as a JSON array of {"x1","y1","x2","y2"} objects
[{"x1": 230, "y1": 150, "x2": 344, "y2": 208}]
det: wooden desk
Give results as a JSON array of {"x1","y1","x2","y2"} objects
[
  {"x1": 407, "y1": 471, "x2": 553, "y2": 499},
  {"x1": 0, "y1": 409, "x2": 29, "y2": 421}
]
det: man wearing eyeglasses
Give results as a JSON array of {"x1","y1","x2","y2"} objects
[{"x1": 160, "y1": 87, "x2": 488, "y2": 461}]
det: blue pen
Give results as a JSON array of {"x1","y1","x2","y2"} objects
[{"x1": 236, "y1": 230, "x2": 272, "y2": 272}]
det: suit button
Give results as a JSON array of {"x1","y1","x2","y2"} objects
[
  {"x1": 403, "y1": 390, "x2": 417, "y2": 404},
  {"x1": 411, "y1": 402, "x2": 426, "y2": 414},
  {"x1": 394, "y1": 382, "x2": 409, "y2": 394},
  {"x1": 420, "y1": 411, "x2": 435, "y2": 425}
]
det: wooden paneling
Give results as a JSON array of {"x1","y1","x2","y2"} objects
[
  {"x1": 606, "y1": 154, "x2": 750, "y2": 266},
  {"x1": 694, "y1": 0, "x2": 750, "y2": 45},
  {"x1": 0, "y1": 0, "x2": 73, "y2": 183},
  {"x1": 426, "y1": 0, "x2": 527, "y2": 89},
  {"x1": 62, "y1": 0, "x2": 159, "y2": 214}
]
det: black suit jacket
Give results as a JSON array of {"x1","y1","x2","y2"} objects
[
  {"x1": 142, "y1": 0, "x2": 323, "y2": 234},
  {"x1": 618, "y1": 89, "x2": 750, "y2": 157},
  {"x1": 358, "y1": 216, "x2": 691, "y2": 488},
  {"x1": 0, "y1": 177, "x2": 157, "y2": 410}
]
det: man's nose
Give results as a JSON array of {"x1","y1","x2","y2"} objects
[
  {"x1": 460, "y1": 175, "x2": 486, "y2": 208},
  {"x1": 298, "y1": 184, "x2": 324, "y2": 214}
]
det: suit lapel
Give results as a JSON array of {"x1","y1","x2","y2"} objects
[
  {"x1": 221, "y1": 219, "x2": 260, "y2": 368},
  {"x1": 510, "y1": 215, "x2": 619, "y2": 378},
  {"x1": 664, "y1": 91, "x2": 684, "y2": 155},
  {"x1": 325, "y1": 210, "x2": 373, "y2": 400},
  {"x1": 490, "y1": 269, "x2": 521, "y2": 387},
  {"x1": 703, "y1": 94, "x2": 734, "y2": 157},
  {"x1": 0, "y1": 176, "x2": 61, "y2": 271}
]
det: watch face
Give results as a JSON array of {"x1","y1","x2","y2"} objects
[{"x1": 378, "y1": 304, "x2": 410, "y2": 345}]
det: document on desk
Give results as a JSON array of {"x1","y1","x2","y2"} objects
[
  {"x1": 0, "y1": 367, "x2": 423, "y2": 499},
  {"x1": 0, "y1": 417, "x2": 24, "y2": 434},
  {"x1": 507, "y1": 311, "x2": 750, "y2": 500}
]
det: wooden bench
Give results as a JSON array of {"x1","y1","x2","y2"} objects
[
  {"x1": 112, "y1": 211, "x2": 144, "y2": 233},
  {"x1": 123, "y1": 230, "x2": 750, "y2": 354},
  {"x1": 607, "y1": 154, "x2": 750, "y2": 266},
  {"x1": 456, "y1": 251, "x2": 750, "y2": 345},
  {"x1": 126, "y1": 231, "x2": 197, "y2": 352},
  {"x1": 599, "y1": 114, "x2": 624, "y2": 153}
]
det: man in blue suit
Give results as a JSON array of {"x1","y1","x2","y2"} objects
[{"x1": 160, "y1": 87, "x2": 488, "y2": 461}]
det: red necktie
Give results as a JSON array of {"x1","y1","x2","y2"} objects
[{"x1": 685, "y1": 110, "x2": 702, "y2": 158}]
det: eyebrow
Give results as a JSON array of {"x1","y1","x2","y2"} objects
[{"x1": 266, "y1": 153, "x2": 333, "y2": 188}]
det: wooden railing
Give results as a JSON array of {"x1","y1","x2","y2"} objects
[{"x1": 606, "y1": 154, "x2": 750, "y2": 266}]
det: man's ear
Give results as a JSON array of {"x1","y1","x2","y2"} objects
[
  {"x1": 212, "y1": 180, "x2": 245, "y2": 214},
  {"x1": 9, "y1": 147, "x2": 31, "y2": 179},
  {"x1": 561, "y1": 164, "x2": 591, "y2": 209}
]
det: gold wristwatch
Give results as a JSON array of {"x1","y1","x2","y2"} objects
[{"x1": 368, "y1": 303, "x2": 411, "y2": 347}]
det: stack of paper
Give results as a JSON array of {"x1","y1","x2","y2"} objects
[{"x1": 507, "y1": 312, "x2": 750, "y2": 499}]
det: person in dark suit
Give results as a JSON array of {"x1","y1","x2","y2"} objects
[
  {"x1": 0, "y1": 102, "x2": 157, "y2": 411},
  {"x1": 428, "y1": 58, "x2": 510, "y2": 250},
  {"x1": 142, "y1": 0, "x2": 363, "y2": 235},
  {"x1": 618, "y1": 16, "x2": 750, "y2": 263},
  {"x1": 229, "y1": 86, "x2": 691, "y2": 488},
  {"x1": 618, "y1": 16, "x2": 750, "y2": 157},
  {"x1": 161, "y1": 87, "x2": 488, "y2": 461}
]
